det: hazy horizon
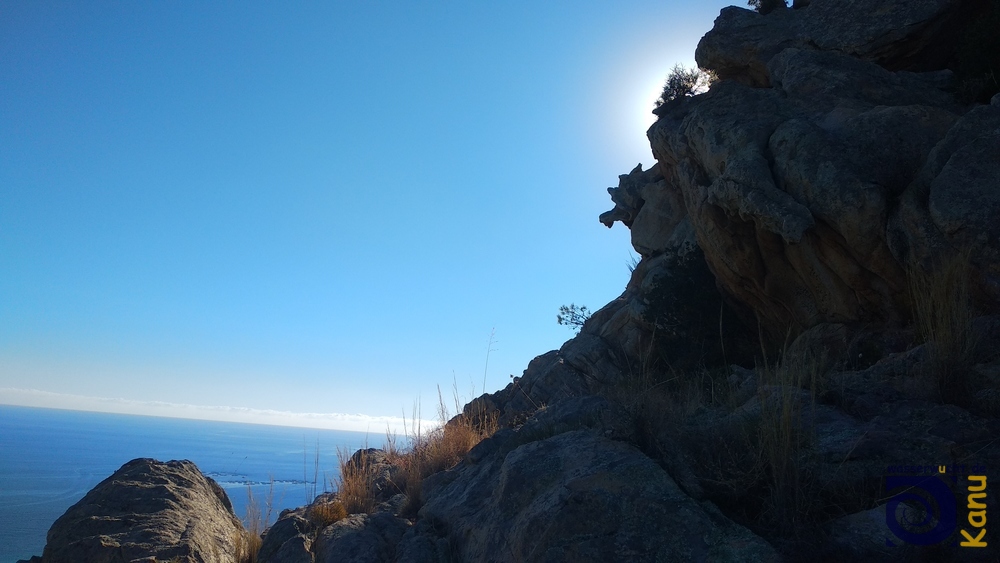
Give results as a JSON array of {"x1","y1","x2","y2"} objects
[
  {"x1": 2, "y1": 1, "x2": 738, "y2": 431},
  {"x1": 1, "y1": 388, "x2": 436, "y2": 434}
]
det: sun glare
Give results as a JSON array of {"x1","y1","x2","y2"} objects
[{"x1": 597, "y1": 56, "x2": 699, "y2": 169}]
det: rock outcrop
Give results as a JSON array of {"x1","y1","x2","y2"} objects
[
  {"x1": 31, "y1": 458, "x2": 248, "y2": 563},
  {"x1": 601, "y1": 0, "x2": 1000, "y2": 345},
  {"x1": 313, "y1": 513, "x2": 409, "y2": 563},
  {"x1": 695, "y1": 0, "x2": 984, "y2": 87},
  {"x1": 417, "y1": 398, "x2": 780, "y2": 562}
]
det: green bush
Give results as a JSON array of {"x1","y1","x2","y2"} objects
[
  {"x1": 655, "y1": 64, "x2": 713, "y2": 107},
  {"x1": 557, "y1": 303, "x2": 591, "y2": 332},
  {"x1": 747, "y1": 0, "x2": 788, "y2": 15}
]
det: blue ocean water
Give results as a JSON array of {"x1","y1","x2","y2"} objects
[{"x1": 0, "y1": 405, "x2": 375, "y2": 563}]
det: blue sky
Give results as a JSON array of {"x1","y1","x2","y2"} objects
[{"x1": 1, "y1": 1, "x2": 736, "y2": 431}]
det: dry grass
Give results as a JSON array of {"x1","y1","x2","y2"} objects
[
  {"x1": 614, "y1": 333, "x2": 676, "y2": 418},
  {"x1": 754, "y1": 349, "x2": 824, "y2": 535},
  {"x1": 617, "y1": 330, "x2": 828, "y2": 538},
  {"x1": 234, "y1": 481, "x2": 273, "y2": 563},
  {"x1": 394, "y1": 386, "x2": 498, "y2": 515},
  {"x1": 233, "y1": 530, "x2": 261, "y2": 563},
  {"x1": 335, "y1": 446, "x2": 379, "y2": 515},
  {"x1": 304, "y1": 441, "x2": 321, "y2": 504},
  {"x1": 308, "y1": 498, "x2": 348, "y2": 528},
  {"x1": 331, "y1": 383, "x2": 498, "y2": 519},
  {"x1": 907, "y1": 250, "x2": 977, "y2": 401}
]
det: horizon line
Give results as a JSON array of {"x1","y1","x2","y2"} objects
[{"x1": 0, "y1": 387, "x2": 439, "y2": 435}]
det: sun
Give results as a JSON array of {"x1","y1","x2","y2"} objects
[{"x1": 603, "y1": 61, "x2": 698, "y2": 168}]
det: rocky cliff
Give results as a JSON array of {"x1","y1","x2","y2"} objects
[
  {"x1": 602, "y1": 0, "x2": 1000, "y2": 347},
  {"x1": 24, "y1": 1, "x2": 1000, "y2": 561}
]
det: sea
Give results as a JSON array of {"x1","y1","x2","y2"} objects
[{"x1": 0, "y1": 404, "x2": 376, "y2": 563}]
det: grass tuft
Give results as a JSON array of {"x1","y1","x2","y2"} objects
[
  {"x1": 335, "y1": 446, "x2": 378, "y2": 515},
  {"x1": 613, "y1": 330, "x2": 830, "y2": 540},
  {"x1": 234, "y1": 480, "x2": 273, "y2": 563},
  {"x1": 754, "y1": 348, "x2": 824, "y2": 536},
  {"x1": 308, "y1": 498, "x2": 348, "y2": 528},
  {"x1": 395, "y1": 385, "x2": 498, "y2": 516},
  {"x1": 330, "y1": 381, "x2": 498, "y2": 520},
  {"x1": 907, "y1": 249, "x2": 977, "y2": 402}
]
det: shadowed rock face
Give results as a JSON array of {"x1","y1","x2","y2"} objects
[
  {"x1": 695, "y1": 0, "x2": 988, "y2": 86},
  {"x1": 38, "y1": 458, "x2": 246, "y2": 563},
  {"x1": 417, "y1": 413, "x2": 780, "y2": 562},
  {"x1": 601, "y1": 0, "x2": 1000, "y2": 344}
]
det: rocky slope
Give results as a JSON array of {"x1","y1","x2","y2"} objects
[{"x1": 24, "y1": 1, "x2": 1000, "y2": 561}]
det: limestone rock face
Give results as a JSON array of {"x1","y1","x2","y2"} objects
[
  {"x1": 39, "y1": 458, "x2": 247, "y2": 563},
  {"x1": 602, "y1": 0, "x2": 1000, "y2": 343}
]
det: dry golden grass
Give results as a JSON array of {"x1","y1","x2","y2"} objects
[
  {"x1": 335, "y1": 446, "x2": 378, "y2": 515},
  {"x1": 233, "y1": 530, "x2": 261, "y2": 563},
  {"x1": 754, "y1": 349, "x2": 824, "y2": 535},
  {"x1": 234, "y1": 481, "x2": 273, "y2": 563},
  {"x1": 308, "y1": 498, "x2": 348, "y2": 527},
  {"x1": 332, "y1": 384, "x2": 498, "y2": 518},
  {"x1": 907, "y1": 249, "x2": 977, "y2": 400},
  {"x1": 396, "y1": 387, "x2": 498, "y2": 515}
]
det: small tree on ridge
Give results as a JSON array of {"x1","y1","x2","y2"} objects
[
  {"x1": 747, "y1": 0, "x2": 788, "y2": 14},
  {"x1": 655, "y1": 64, "x2": 713, "y2": 107},
  {"x1": 557, "y1": 304, "x2": 591, "y2": 333}
]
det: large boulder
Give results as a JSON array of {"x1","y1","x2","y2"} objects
[
  {"x1": 37, "y1": 458, "x2": 247, "y2": 563},
  {"x1": 602, "y1": 0, "x2": 1000, "y2": 345},
  {"x1": 419, "y1": 399, "x2": 780, "y2": 562},
  {"x1": 890, "y1": 103, "x2": 1000, "y2": 304},
  {"x1": 257, "y1": 512, "x2": 316, "y2": 563},
  {"x1": 313, "y1": 513, "x2": 409, "y2": 563}
]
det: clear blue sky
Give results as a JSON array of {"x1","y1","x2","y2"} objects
[{"x1": 1, "y1": 1, "x2": 736, "y2": 431}]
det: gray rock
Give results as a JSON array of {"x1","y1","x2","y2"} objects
[
  {"x1": 603, "y1": 4, "x2": 998, "y2": 344},
  {"x1": 419, "y1": 430, "x2": 779, "y2": 562},
  {"x1": 826, "y1": 497, "x2": 1000, "y2": 562},
  {"x1": 824, "y1": 505, "x2": 920, "y2": 561},
  {"x1": 467, "y1": 347, "x2": 594, "y2": 429},
  {"x1": 313, "y1": 512, "x2": 409, "y2": 563},
  {"x1": 696, "y1": 0, "x2": 975, "y2": 86},
  {"x1": 393, "y1": 519, "x2": 452, "y2": 563},
  {"x1": 346, "y1": 449, "x2": 404, "y2": 504},
  {"x1": 889, "y1": 103, "x2": 1000, "y2": 303},
  {"x1": 38, "y1": 458, "x2": 246, "y2": 563},
  {"x1": 258, "y1": 514, "x2": 315, "y2": 563}
]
